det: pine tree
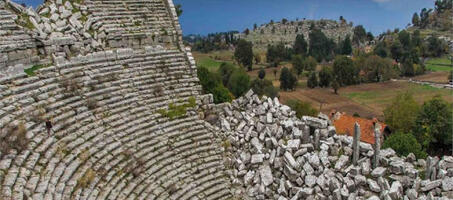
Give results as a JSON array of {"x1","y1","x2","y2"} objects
[
  {"x1": 341, "y1": 36, "x2": 352, "y2": 55},
  {"x1": 307, "y1": 72, "x2": 318, "y2": 88},
  {"x1": 412, "y1": 13, "x2": 420, "y2": 26},
  {"x1": 294, "y1": 34, "x2": 308, "y2": 56},
  {"x1": 279, "y1": 67, "x2": 297, "y2": 91},
  {"x1": 234, "y1": 39, "x2": 254, "y2": 71}
]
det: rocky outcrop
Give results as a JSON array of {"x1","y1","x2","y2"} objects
[{"x1": 215, "y1": 90, "x2": 453, "y2": 199}]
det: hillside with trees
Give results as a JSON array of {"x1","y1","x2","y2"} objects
[
  {"x1": 237, "y1": 18, "x2": 356, "y2": 49},
  {"x1": 407, "y1": 0, "x2": 452, "y2": 49}
]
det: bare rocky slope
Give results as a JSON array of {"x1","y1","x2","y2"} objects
[{"x1": 0, "y1": 0, "x2": 452, "y2": 200}]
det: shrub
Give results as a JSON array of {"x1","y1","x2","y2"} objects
[
  {"x1": 382, "y1": 132, "x2": 427, "y2": 159},
  {"x1": 197, "y1": 66, "x2": 222, "y2": 94},
  {"x1": 286, "y1": 100, "x2": 318, "y2": 118},
  {"x1": 263, "y1": 86, "x2": 279, "y2": 99},
  {"x1": 212, "y1": 85, "x2": 233, "y2": 104},
  {"x1": 251, "y1": 79, "x2": 279, "y2": 98},
  {"x1": 414, "y1": 96, "x2": 453, "y2": 152},
  {"x1": 218, "y1": 62, "x2": 237, "y2": 86},
  {"x1": 227, "y1": 69, "x2": 251, "y2": 97}
]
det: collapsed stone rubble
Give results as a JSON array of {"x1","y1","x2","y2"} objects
[{"x1": 215, "y1": 90, "x2": 453, "y2": 200}]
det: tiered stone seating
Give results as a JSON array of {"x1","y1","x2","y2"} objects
[
  {"x1": 0, "y1": 1, "x2": 39, "y2": 70},
  {"x1": 86, "y1": 0, "x2": 177, "y2": 40},
  {"x1": 0, "y1": 47, "x2": 231, "y2": 200}
]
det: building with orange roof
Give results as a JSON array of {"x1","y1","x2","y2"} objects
[{"x1": 330, "y1": 112, "x2": 390, "y2": 145}]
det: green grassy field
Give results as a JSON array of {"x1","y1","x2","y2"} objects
[
  {"x1": 193, "y1": 52, "x2": 237, "y2": 72},
  {"x1": 425, "y1": 57, "x2": 452, "y2": 72},
  {"x1": 342, "y1": 82, "x2": 453, "y2": 112}
]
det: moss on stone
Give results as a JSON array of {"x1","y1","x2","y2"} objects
[{"x1": 157, "y1": 97, "x2": 197, "y2": 120}]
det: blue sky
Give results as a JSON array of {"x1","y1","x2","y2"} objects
[{"x1": 19, "y1": 0, "x2": 434, "y2": 35}]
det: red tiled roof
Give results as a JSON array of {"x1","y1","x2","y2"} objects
[{"x1": 332, "y1": 114, "x2": 386, "y2": 144}]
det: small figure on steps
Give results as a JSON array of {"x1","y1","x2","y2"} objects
[{"x1": 46, "y1": 119, "x2": 52, "y2": 135}]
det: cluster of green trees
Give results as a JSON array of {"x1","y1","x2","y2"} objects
[
  {"x1": 383, "y1": 93, "x2": 453, "y2": 158},
  {"x1": 374, "y1": 29, "x2": 448, "y2": 76},
  {"x1": 265, "y1": 24, "x2": 377, "y2": 93},
  {"x1": 266, "y1": 43, "x2": 294, "y2": 67},
  {"x1": 304, "y1": 28, "x2": 447, "y2": 93},
  {"x1": 306, "y1": 55, "x2": 398, "y2": 92},
  {"x1": 197, "y1": 63, "x2": 279, "y2": 103},
  {"x1": 184, "y1": 31, "x2": 239, "y2": 53}
]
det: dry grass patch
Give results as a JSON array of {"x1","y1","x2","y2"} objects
[{"x1": 0, "y1": 122, "x2": 29, "y2": 156}]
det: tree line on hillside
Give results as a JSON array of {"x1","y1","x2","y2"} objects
[
  {"x1": 265, "y1": 25, "x2": 371, "y2": 67},
  {"x1": 183, "y1": 31, "x2": 239, "y2": 53}
]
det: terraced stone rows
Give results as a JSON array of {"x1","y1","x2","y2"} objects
[
  {"x1": 7, "y1": 92, "x2": 197, "y2": 197},
  {"x1": 0, "y1": 48, "x2": 231, "y2": 199},
  {"x1": 0, "y1": 5, "x2": 36, "y2": 52},
  {"x1": 30, "y1": 71, "x2": 193, "y2": 198},
  {"x1": 86, "y1": 0, "x2": 175, "y2": 37}
]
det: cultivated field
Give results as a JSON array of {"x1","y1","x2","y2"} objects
[
  {"x1": 280, "y1": 81, "x2": 453, "y2": 120},
  {"x1": 425, "y1": 56, "x2": 452, "y2": 72}
]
